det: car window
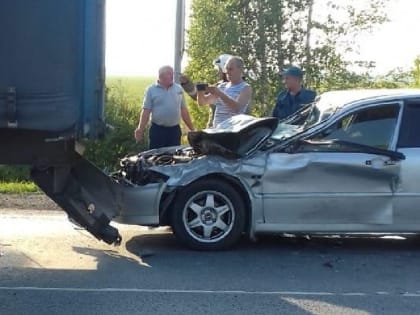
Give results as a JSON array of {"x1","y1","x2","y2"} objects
[
  {"x1": 309, "y1": 104, "x2": 400, "y2": 150},
  {"x1": 398, "y1": 102, "x2": 420, "y2": 148}
]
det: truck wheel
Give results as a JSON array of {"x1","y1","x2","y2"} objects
[{"x1": 171, "y1": 179, "x2": 246, "y2": 250}]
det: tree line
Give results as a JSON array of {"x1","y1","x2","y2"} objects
[{"x1": 184, "y1": 0, "x2": 419, "y2": 128}]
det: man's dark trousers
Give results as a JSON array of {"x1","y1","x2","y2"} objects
[{"x1": 149, "y1": 122, "x2": 182, "y2": 149}]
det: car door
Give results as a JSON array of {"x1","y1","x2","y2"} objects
[
  {"x1": 262, "y1": 102, "x2": 403, "y2": 230},
  {"x1": 393, "y1": 100, "x2": 420, "y2": 229}
]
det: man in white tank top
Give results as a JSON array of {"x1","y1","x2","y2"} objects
[
  {"x1": 197, "y1": 56, "x2": 253, "y2": 128},
  {"x1": 180, "y1": 54, "x2": 232, "y2": 127}
]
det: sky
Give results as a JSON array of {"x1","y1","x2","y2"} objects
[{"x1": 105, "y1": 0, "x2": 420, "y2": 77}]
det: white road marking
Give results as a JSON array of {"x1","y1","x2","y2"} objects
[
  {"x1": 283, "y1": 297, "x2": 371, "y2": 315},
  {"x1": 0, "y1": 287, "x2": 419, "y2": 297}
]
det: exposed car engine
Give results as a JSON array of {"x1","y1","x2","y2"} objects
[{"x1": 114, "y1": 147, "x2": 198, "y2": 185}]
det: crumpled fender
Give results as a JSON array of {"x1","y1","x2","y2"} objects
[{"x1": 149, "y1": 154, "x2": 266, "y2": 189}]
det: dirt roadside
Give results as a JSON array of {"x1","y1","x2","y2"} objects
[{"x1": 0, "y1": 193, "x2": 60, "y2": 210}]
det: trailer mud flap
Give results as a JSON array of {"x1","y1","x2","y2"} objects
[{"x1": 31, "y1": 153, "x2": 122, "y2": 245}]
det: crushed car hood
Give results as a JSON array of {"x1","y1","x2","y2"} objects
[{"x1": 187, "y1": 115, "x2": 278, "y2": 158}]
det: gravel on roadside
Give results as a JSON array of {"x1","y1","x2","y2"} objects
[{"x1": 0, "y1": 193, "x2": 60, "y2": 210}]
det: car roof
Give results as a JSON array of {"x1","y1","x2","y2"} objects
[{"x1": 317, "y1": 89, "x2": 420, "y2": 112}]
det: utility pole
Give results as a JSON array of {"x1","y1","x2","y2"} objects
[{"x1": 174, "y1": 0, "x2": 185, "y2": 83}]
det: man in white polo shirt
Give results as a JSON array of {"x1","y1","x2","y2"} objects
[{"x1": 134, "y1": 65, "x2": 194, "y2": 149}]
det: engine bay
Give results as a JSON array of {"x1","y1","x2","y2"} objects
[{"x1": 114, "y1": 147, "x2": 199, "y2": 185}]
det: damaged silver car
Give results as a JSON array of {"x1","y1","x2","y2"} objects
[{"x1": 113, "y1": 89, "x2": 420, "y2": 250}]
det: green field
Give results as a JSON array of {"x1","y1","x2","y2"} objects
[{"x1": 106, "y1": 76, "x2": 154, "y2": 105}]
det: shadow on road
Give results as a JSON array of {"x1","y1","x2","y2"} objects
[
  {"x1": 123, "y1": 232, "x2": 420, "y2": 287},
  {"x1": 125, "y1": 230, "x2": 420, "y2": 255}
]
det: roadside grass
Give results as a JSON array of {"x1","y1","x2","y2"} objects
[{"x1": 0, "y1": 181, "x2": 39, "y2": 193}]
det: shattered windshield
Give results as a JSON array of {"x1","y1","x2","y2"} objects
[
  {"x1": 270, "y1": 122, "x2": 303, "y2": 141},
  {"x1": 270, "y1": 100, "x2": 336, "y2": 141}
]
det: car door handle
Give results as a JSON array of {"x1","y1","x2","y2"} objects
[
  {"x1": 365, "y1": 159, "x2": 396, "y2": 167},
  {"x1": 384, "y1": 159, "x2": 397, "y2": 166}
]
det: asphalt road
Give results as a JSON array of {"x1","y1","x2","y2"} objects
[{"x1": 1, "y1": 209, "x2": 420, "y2": 315}]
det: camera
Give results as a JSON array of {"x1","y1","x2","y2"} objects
[{"x1": 196, "y1": 83, "x2": 208, "y2": 91}]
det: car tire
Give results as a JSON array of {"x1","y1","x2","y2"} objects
[{"x1": 171, "y1": 179, "x2": 246, "y2": 250}]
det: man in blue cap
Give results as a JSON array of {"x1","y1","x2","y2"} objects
[{"x1": 272, "y1": 65, "x2": 316, "y2": 120}]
